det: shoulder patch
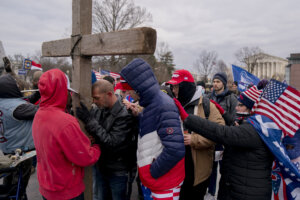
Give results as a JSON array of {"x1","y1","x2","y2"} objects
[{"x1": 166, "y1": 127, "x2": 174, "y2": 134}]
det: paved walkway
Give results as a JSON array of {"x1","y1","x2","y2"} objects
[{"x1": 27, "y1": 170, "x2": 139, "y2": 200}]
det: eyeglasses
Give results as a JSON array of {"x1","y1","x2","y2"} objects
[{"x1": 237, "y1": 103, "x2": 245, "y2": 107}]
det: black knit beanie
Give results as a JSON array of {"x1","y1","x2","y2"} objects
[{"x1": 213, "y1": 72, "x2": 227, "y2": 88}]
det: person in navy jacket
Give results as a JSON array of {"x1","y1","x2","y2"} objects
[{"x1": 120, "y1": 58, "x2": 185, "y2": 200}]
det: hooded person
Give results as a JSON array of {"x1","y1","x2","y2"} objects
[
  {"x1": 0, "y1": 73, "x2": 37, "y2": 198},
  {"x1": 32, "y1": 69, "x2": 100, "y2": 200},
  {"x1": 167, "y1": 70, "x2": 225, "y2": 200},
  {"x1": 120, "y1": 58, "x2": 185, "y2": 200}
]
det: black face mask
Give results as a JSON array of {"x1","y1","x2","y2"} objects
[
  {"x1": 235, "y1": 112, "x2": 251, "y2": 125},
  {"x1": 177, "y1": 82, "x2": 196, "y2": 106}
]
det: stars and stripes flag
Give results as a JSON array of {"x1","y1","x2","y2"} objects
[
  {"x1": 110, "y1": 72, "x2": 120, "y2": 79},
  {"x1": 100, "y1": 69, "x2": 120, "y2": 79},
  {"x1": 93, "y1": 70, "x2": 102, "y2": 80},
  {"x1": 244, "y1": 85, "x2": 263, "y2": 103},
  {"x1": 252, "y1": 79, "x2": 300, "y2": 137}
]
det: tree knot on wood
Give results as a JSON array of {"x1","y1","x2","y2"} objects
[{"x1": 71, "y1": 34, "x2": 82, "y2": 59}]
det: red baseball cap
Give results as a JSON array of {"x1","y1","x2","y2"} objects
[
  {"x1": 114, "y1": 82, "x2": 125, "y2": 92},
  {"x1": 120, "y1": 76, "x2": 133, "y2": 90},
  {"x1": 167, "y1": 69, "x2": 195, "y2": 85}
]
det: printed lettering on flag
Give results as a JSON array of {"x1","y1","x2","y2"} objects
[
  {"x1": 232, "y1": 64, "x2": 260, "y2": 92},
  {"x1": 252, "y1": 79, "x2": 300, "y2": 137}
]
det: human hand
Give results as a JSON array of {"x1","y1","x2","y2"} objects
[
  {"x1": 173, "y1": 98, "x2": 188, "y2": 121},
  {"x1": 184, "y1": 133, "x2": 191, "y2": 146},
  {"x1": 76, "y1": 102, "x2": 90, "y2": 124},
  {"x1": 3, "y1": 57, "x2": 12, "y2": 73},
  {"x1": 123, "y1": 99, "x2": 141, "y2": 116},
  {"x1": 210, "y1": 99, "x2": 224, "y2": 115}
]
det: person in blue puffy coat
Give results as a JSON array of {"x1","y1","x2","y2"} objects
[{"x1": 120, "y1": 58, "x2": 185, "y2": 200}]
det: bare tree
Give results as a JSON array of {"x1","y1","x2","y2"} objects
[
  {"x1": 235, "y1": 46, "x2": 264, "y2": 73},
  {"x1": 92, "y1": 0, "x2": 152, "y2": 71},
  {"x1": 193, "y1": 50, "x2": 218, "y2": 83},
  {"x1": 215, "y1": 60, "x2": 227, "y2": 73},
  {"x1": 93, "y1": 0, "x2": 152, "y2": 33}
]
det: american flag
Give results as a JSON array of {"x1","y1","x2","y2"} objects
[
  {"x1": 100, "y1": 69, "x2": 120, "y2": 79},
  {"x1": 252, "y1": 79, "x2": 300, "y2": 137},
  {"x1": 110, "y1": 72, "x2": 120, "y2": 79},
  {"x1": 244, "y1": 85, "x2": 262, "y2": 103},
  {"x1": 93, "y1": 70, "x2": 102, "y2": 80}
]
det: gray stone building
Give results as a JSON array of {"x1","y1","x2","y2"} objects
[{"x1": 285, "y1": 53, "x2": 300, "y2": 90}]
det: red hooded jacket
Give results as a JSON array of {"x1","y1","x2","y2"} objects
[{"x1": 32, "y1": 69, "x2": 100, "y2": 200}]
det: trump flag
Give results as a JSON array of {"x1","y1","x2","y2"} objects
[{"x1": 232, "y1": 64, "x2": 260, "y2": 92}]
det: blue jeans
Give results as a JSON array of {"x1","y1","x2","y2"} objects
[{"x1": 94, "y1": 169, "x2": 128, "y2": 200}]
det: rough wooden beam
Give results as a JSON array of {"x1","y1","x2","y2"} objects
[
  {"x1": 42, "y1": 38, "x2": 71, "y2": 57},
  {"x1": 42, "y1": 27, "x2": 157, "y2": 57},
  {"x1": 71, "y1": 0, "x2": 93, "y2": 200}
]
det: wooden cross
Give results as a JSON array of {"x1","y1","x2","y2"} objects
[{"x1": 41, "y1": 0, "x2": 156, "y2": 199}]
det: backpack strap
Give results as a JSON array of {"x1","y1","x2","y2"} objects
[{"x1": 202, "y1": 96, "x2": 210, "y2": 119}]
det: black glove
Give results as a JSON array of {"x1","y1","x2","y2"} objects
[
  {"x1": 76, "y1": 102, "x2": 90, "y2": 124},
  {"x1": 3, "y1": 57, "x2": 12, "y2": 73}
]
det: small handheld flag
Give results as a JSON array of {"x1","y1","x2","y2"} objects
[{"x1": 23, "y1": 59, "x2": 42, "y2": 71}]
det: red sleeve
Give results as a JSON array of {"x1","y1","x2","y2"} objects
[{"x1": 57, "y1": 121, "x2": 101, "y2": 167}]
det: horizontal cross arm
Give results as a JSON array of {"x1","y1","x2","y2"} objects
[{"x1": 42, "y1": 27, "x2": 157, "y2": 57}]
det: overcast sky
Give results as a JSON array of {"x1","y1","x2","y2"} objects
[{"x1": 0, "y1": 0, "x2": 299, "y2": 72}]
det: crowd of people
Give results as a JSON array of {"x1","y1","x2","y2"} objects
[{"x1": 0, "y1": 57, "x2": 299, "y2": 200}]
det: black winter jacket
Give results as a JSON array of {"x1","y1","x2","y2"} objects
[
  {"x1": 207, "y1": 88, "x2": 237, "y2": 125},
  {"x1": 85, "y1": 97, "x2": 139, "y2": 174},
  {"x1": 184, "y1": 115, "x2": 273, "y2": 200}
]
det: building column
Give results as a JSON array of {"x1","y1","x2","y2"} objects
[
  {"x1": 264, "y1": 62, "x2": 268, "y2": 78},
  {"x1": 268, "y1": 62, "x2": 272, "y2": 78},
  {"x1": 273, "y1": 62, "x2": 277, "y2": 76},
  {"x1": 255, "y1": 65, "x2": 259, "y2": 76},
  {"x1": 259, "y1": 62, "x2": 263, "y2": 79}
]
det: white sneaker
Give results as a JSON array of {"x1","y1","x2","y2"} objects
[{"x1": 204, "y1": 193, "x2": 216, "y2": 200}]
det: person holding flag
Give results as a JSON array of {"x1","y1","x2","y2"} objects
[
  {"x1": 174, "y1": 85, "x2": 273, "y2": 200},
  {"x1": 247, "y1": 79, "x2": 300, "y2": 200}
]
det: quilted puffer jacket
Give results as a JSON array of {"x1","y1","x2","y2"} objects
[{"x1": 120, "y1": 58, "x2": 185, "y2": 191}]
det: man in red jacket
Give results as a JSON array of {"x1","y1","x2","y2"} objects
[{"x1": 32, "y1": 69, "x2": 101, "y2": 200}]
